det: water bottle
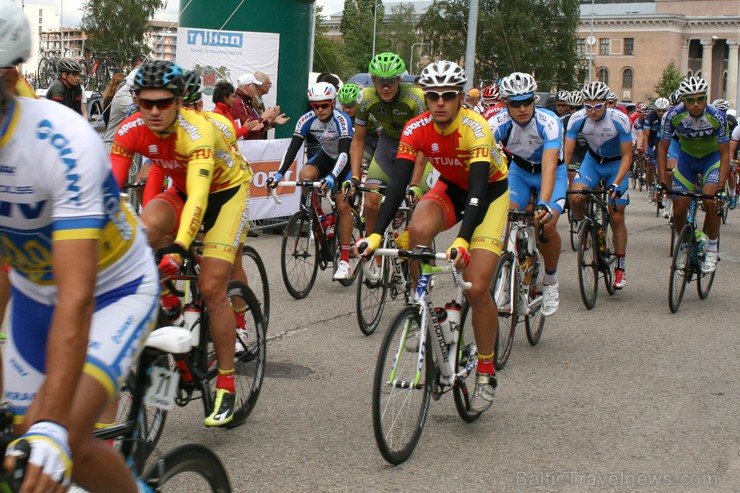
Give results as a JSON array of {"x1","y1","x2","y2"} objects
[
  {"x1": 183, "y1": 301, "x2": 202, "y2": 348},
  {"x1": 597, "y1": 227, "x2": 607, "y2": 253},
  {"x1": 322, "y1": 213, "x2": 336, "y2": 239},
  {"x1": 694, "y1": 230, "x2": 707, "y2": 258},
  {"x1": 445, "y1": 301, "x2": 461, "y2": 339},
  {"x1": 433, "y1": 307, "x2": 453, "y2": 345},
  {"x1": 521, "y1": 254, "x2": 533, "y2": 285},
  {"x1": 396, "y1": 227, "x2": 410, "y2": 250}
]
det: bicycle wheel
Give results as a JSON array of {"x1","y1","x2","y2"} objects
[
  {"x1": 577, "y1": 221, "x2": 599, "y2": 310},
  {"x1": 452, "y1": 302, "x2": 482, "y2": 423},
  {"x1": 142, "y1": 443, "x2": 231, "y2": 492},
  {"x1": 332, "y1": 209, "x2": 361, "y2": 287},
  {"x1": 356, "y1": 258, "x2": 389, "y2": 336},
  {"x1": 280, "y1": 210, "x2": 319, "y2": 299},
  {"x1": 668, "y1": 225, "x2": 690, "y2": 313},
  {"x1": 241, "y1": 245, "x2": 270, "y2": 330},
  {"x1": 669, "y1": 216, "x2": 676, "y2": 257},
  {"x1": 372, "y1": 306, "x2": 431, "y2": 465},
  {"x1": 524, "y1": 251, "x2": 545, "y2": 346},
  {"x1": 490, "y1": 252, "x2": 517, "y2": 370}
]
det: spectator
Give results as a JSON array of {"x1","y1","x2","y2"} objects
[
  {"x1": 103, "y1": 67, "x2": 137, "y2": 152},
  {"x1": 45, "y1": 58, "x2": 84, "y2": 116},
  {"x1": 231, "y1": 73, "x2": 267, "y2": 140},
  {"x1": 212, "y1": 81, "x2": 250, "y2": 140},
  {"x1": 130, "y1": 53, "x2": 146, "y2": 69},
  {"x1": 101, "y1": 72, "x2": 125, "y2": 127},
  {"x1": 253, "y1": 71, "x2": 289, "y2": 138},
  {"x1": 317, "y1": 72, "x2": 340, "y2": 90},
  {"x1": 464, "y1": 87, "x2": 484, "y2": 113}
]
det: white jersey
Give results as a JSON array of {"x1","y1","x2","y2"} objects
[{"x1": 0, "y1": 97, "x2": 155, "y2": 304}]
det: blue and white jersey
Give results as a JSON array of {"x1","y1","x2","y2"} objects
[
  {"x1": 293, "y1": 108, "x2": 354, "y2": 159},
  {"x1": 0, "y1": 97, "x2": 155, "y2": 304},
  {"x1": 566, "y1": 108, "x2": 632, "y2": 159},
  {"x1": 488, "y1": 108, "x2": 563, "y2": 166}
]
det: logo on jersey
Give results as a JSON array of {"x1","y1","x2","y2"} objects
[
  {"x1": 431, "y1": 143, "x2": 439, "y2": 153},
  {"x1": 36, "y1": 119, "x2": 81, "y2": 204},
  {"x1": 397, "y1": 142, "x2": 418, "y2": 157},
  {"x1": 403, "y1": 116, "x2": 432, "y2": 137},
  {"x1": 392, "y1": 109, "x2": 408, "y2": 116},
  {"x1": 117, "y1": 118, "x2": 146, "y2": 136},
  {"x1": 429, "y1": 156, "x2": 464, "y2": 167},
  {"x1": 0, "y1": 165, "x2": 15, "y2": 175},
  {"x1": 469, "y1": 147, "x2": 491, "y2": 159},
  {"x1": 178, "y1": 115, "x2": 204, "y2": 141},
  {"x1": 148, "y1": 145, "x2": 159, "y2": 155},
  {"x1": 461, "y1": 116, "x2": 486, "y2": 139},
  {"x1": 191, "y1": 147, "x2": 214, "y2": 161},
  {"x1": 0, "y1": 199, "x2": 46, "y2": 219}
]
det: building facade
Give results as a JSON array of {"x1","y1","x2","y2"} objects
[
  {"x1": 146, "y1": 20, "x2": 179, "y2": 62},
  {"x1": 19, "y1": 3, "x2": 61, "y2": 77}
]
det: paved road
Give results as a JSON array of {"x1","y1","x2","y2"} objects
[{"x1": 93, "y1": 192, "x2": 740, "y2": 491}]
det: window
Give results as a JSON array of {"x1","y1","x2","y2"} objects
[
  {"x1": 600, "y1": 38, "x2": 610, "y2": 55},
  {"x1": 625, "y1": 38, "x2": 634, "y2": 56},
  {"x1": 598, "y1": 67, "x2": 609, "y2": 85},
  {"x1": 577, "y1": 38, "x2": 586, "y2": 55},
  {"x1": 622, "y1": 68, "x2": 633, "y2": 89}
]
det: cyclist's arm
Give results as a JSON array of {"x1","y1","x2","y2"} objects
[
  {"x1": 328, "y1": 137, "x2": 352, "y2": 178},
  {"x1": 109, "y1": 142, "x2": 135, "y2": 189},
  {"x1": 657, "y1": 138, "x2": 670, "y2": 185},
  {"x1": 731, "y1": 139, "x2": 738, "y2": 160},
  {"x1": 350, "y1": 123, "x2": 367, "y2": 180},
  {"x1": 372, "y1": 157, "x2": 414, "y2": 236},
  {"x1": 143, "y1": 165, "x2": 165, "y2": 206},
  {"x1": 718, "y1": 141, "x2": 730, "y2": 187},
  {"x1": 539, "y1": 148, "x2": 559, "y2": 203},
  {"x1": 275, "y1": 134, "x2": 305, "y2": 177},
  {"x1": 614, "y1": 140, "x2": 633, "y2": 187},
  {"x1": 174, "y1": 147, "x2": 216, "y2": 250},
  {"x1": 563, "y1": 137, "x2": 576, "y2": 167},
  {"x1": 410, "y1": 151, "x2": 427, "y2": 188},
  {"x1": 642, "y1": 128, "x2": 651, "y2": 150},
  {"x1": 458, "y1": 161, "x2": 490, "y2": 241}
]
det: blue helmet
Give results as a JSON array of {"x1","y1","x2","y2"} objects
[{"x1": 134, "y1": 60, "x2": 185, "y2": 95}]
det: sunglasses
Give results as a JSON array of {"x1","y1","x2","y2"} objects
[
  {"x1": 556, "y1": 102, "x2": 569, "y2": 107},
  {"x1": 311, "y1": 102, "x2": 332, "y2": 110},
  {"x1": 424, "y1": 90, "x2": 460, "y2": 102},
  {"x1": 139, "y1": 97, "x2": 177, "y2": 111},
  {"x1": 373, "y1": 77, "x2": 399, "y2": 87},
  {"x1": 684, "y1": 95, "x2": 706, "y2": 104},
  {"x1": 584, "y1": 103, "x2": 605, "y2": 111},
  {"x1": 341, "y1": 103, "x2": 356, "y2": 110},
  {"x1": 507, "y1": 98, "x2": 535, "y2": 108}
]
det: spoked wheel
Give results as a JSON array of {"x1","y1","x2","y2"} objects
[
  {"x1": 241, "y1": 245, "x2": 269, "y2": 330},
  {"x1": 669, "y1": 215, "x2": 676, "y2": 257},
  {"x1": 356, "y1": 259, "x2": 389, "y2": 336},
  {"x1": 668, "y1": 225, "x2": 690, "y2": 313},
  {"x1": 332, "y1": 209, "x2": 361, "y2": 287},
  {"x1": 577, "y1": 221, "x2": 598, "y2": 309},
  {"x1": 490, "y1": 252, "x2": 517, "y2": 369},
  {"x1": 143, "y1": 444, "x2": 232, "y2": 492},
  {"x1": 280, "y1": 210, "x2": 319, "y2": 299},
  {"x1": 568, "y1": 207, "x2": 579, "y2": 252},
  {"x1": 372, "y1": 306, "x2": 431, "y2": 465},
  {"x1": 524, "y1": 251, "x2": 545, "y2": 346},
  {"x1": 453, "y1": 302, "x2": 482, "y2": 423}
]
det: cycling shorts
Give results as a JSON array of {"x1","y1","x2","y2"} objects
[
  {"x1": 574, "y1": 154, "x2": 631, "y2": 206},
  {"x1": 509, "y1": 163, "x2": 568, "y2": 215},
  {"x1": 421, "y1": 178, "x2": 509, "y2": 255},
  {"x1": 364, "y1": 133, "x2": 379, "y2": 166},
  {"x1": 306, "y1": 150, "x2": 352, "y2": 189},
  {"x1": 4, "y1": 268, "x2": 159, "y2": 422},
  {"x1": 152, "y1": 183, "x2": 249, "y2": 263},
  {"x1": 673, "y1": 150, "x2": 720, "y2": 193}
]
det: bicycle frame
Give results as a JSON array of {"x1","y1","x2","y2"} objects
[{"x1": 502, "y1": 211, "x2": 541, "y2": 317}]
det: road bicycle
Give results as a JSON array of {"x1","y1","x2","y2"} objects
[
  {"x1": 461, "y1": 208, "x2": 546, "y2": 371},
  {"x1": 273, "y1": 180, "x2": 362, "y2": 299},
  {"x1": 162, "y1": 245, "x2": 266, "y2": 429},
  {"x1": 81, "y1": 51, "x2": 119, "y2": 93},
  {"x1": 0, "y1": 325, "x2": 233, "y2": 492},
  {"x1": 568, "y1": 187, "x2": 618, "y2": 310},
  {"x1": 666, "y1": 189, "x2": 719, "y2": 313},
  {"x1": 369, "y1": 246, "x2": 480, "y2": 465}
]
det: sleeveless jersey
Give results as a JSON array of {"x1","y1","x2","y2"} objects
[
  {"x1": 566, "y1": 108, "x2": 632, "y2": 159},
  {"x1": 660, "y1": 103, "x2": 728, "y2": 158},
  {"x1": 293, "y1": 108, "x2": 353, "y2": 158},
  {"x1": 488, "y1": 108, "x2": 563, "y2": 165},
  {"x1": 355, "y1": 83, "x2": 426, "y2": 139}
]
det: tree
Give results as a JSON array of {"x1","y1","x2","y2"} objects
[
  {"x1": 378, "y1": 4, "x2": 422, "y2": 72},
  {"x1": 313, "y1": 5, "x2": 355, "y2": 80},
  {"x1": 340, "y1": 0, "x2": 385, "y2": 73},
  {"x1": 653, "y1": 60, "x2": 683, "y2": 98},
  {"x1": 81, "y1": 0, "x2": 166, "y2": 65}
]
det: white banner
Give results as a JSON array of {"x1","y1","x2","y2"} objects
[
  {"x1": 175, "y1": 28, "x2": 280, "y2": 112},
  {"x1": 239, "y1": 139, "x2": 304, "y2": 221}
]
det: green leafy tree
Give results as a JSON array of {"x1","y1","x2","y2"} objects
[
  {"x1": 653, "y1": 60, "x2": 683, "y2": 98},
  {"x1": 81, "y1": 0, "x2": 167, "y2": 65},
  {"x1": 340, "y1": 0, "x2": 385, "y2": 73},
  {"x1": 313, "y1": 5, "x2": 355, "y2": 80},
  {"x1": 378, "y1": 4, "x2": 423, "y2": 72}
]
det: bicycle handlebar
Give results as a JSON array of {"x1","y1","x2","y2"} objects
[
  {"x1": 364, "y1": 247, "x2": 472, "y2": 290},
  {"x1": 268, "y1": 180, "x2": 323, "y2": 204}
]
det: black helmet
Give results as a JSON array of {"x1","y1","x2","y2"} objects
[
  {"x1": 182, "y1": 70, "x2": 202, "y2": 104},
  {"x1": 134, "y1": 60, "x2": 184, "y2": 96},
  {"x1": 57, "y1": 58, "x2": 81, "y2": 74}
]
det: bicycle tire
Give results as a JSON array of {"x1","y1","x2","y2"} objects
[
  {"x1": 577, "y1": 221, "x2": 598, "y2": 310},
  {"x1": 490, "y1": 251, "x2": 516, "y2": 369},
  {"x1": 372, "y1": 306, "x2": 431, "y2": 465},
  {"x1": 669, "y1": 217, "x2": 676, "y2": 257},
  {"x1": 568, "y1": 212, "x2": 579, "y2": 252},
  {"x1": 280, "y1": 210, "x2": 319, "y2": 299},
  {"x1": 452, "y1": 302, "x2": 482, "y2": 423},
  {"x1": 333, "y1": 209, "x2": 361, "y2": 287},
  {"x1": 356, "y1": 258, "x2": 389, "y2": 336},
  {"x1": 668, "y1": 225, "x2": 690, "y2": 313},
  {"x1": 696, "y1": 235, "x2": 717, "y2": 300},
  {"x1": 143, "y1": 443, "x2": 231, "y2": 492},
  {"x1": 241, "y1": 245, "x2": 270, "y2": 330},
  {"x1": 524, "y1": 251, "x2": 545, "y2": 346}
]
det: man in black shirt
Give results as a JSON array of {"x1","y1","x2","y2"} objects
[{"x1": 45, "y1": 58, "x2": 83, "y2": 115}]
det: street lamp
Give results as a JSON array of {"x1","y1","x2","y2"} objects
[
  {"x1": 587, "y1": 0, "x2": 595, "y2": 82},
  {"x1": 410, "y1": 42, "x2": 430, "y2": 74},
  {"x1": 371, "y1": 0, "x2": 378, "y2": 58}
]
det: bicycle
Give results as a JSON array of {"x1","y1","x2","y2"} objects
[
  {"x1": 368, "y1": 246, "x2": 480, "y2": 465},
  {"x1": 272, "y1": 180, "x2": 362, "y2": 299},
  {"x1": 81, "y1": 52, "x2": 118, "y2": 93},
  {"x1": 666, "y1": 189, "x2": 719, "y2": 313},
  {"x1": 568, "y1": 187, "x2": 618, "y2": 310},
  {"x1": 0, "y1": 326, "x2": 233, "y2": 492}
]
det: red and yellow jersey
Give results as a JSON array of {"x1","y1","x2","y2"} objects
[{"x1": 397, "y1": 107, "x2": 508, "y2": 190}]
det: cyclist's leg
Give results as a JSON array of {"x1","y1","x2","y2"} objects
[
  {"x1": 538, "y1": 164, "x2": 567, "y2": 284},
  {"x1": 570, "y1": 154, "x2": 601, "y2": 219},
  {"x1": 139, "y1": 187, "x2": 183, "y2": 249},
  {"x1": 671, "y1": 151, "x2": 698, "y2": 235},
  {"x1": 700, "y1": 156, "x2": 721, "y2": 241},
  {"x1": 363, "y1": 136, "x2": 398, "y2": 235},
  {"x1": 604, "y1": 161, "x2": 630, "y2": 257},
  {"x1": 299, "y1": 155, "x2": 323, "y2": 214}
]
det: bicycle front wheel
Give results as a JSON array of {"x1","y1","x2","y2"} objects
[
  {"x1": 577, "y1": 221, "x2": 599, "y2": 309},
  {"x1": 568, "y1": 211, "x2": 580, "y2": 252},
  {"x1": 372, "y1": 306, "x2": 431, "y2": 465},
  {"x1": 668, "y1": 225, "x2": 690, "y2": 313},
  {"x1": 281, "y1": 210, "x2": 320, "y2": 299},
  {"x1": 241, "y1": 245, "x2": 270, "y2": 330},
  {"x1": 453, "y1": 303, "x2": 482, "y2": 423},
  {"x1": 491, "y1": 252, "x2": 517, "y2": 369},
  {"x1": 143, "y1": 444, "x2": 231, "y2": 492},
  {"x1": 356, "y1": 259, "x2": 389, "y2": 336}
]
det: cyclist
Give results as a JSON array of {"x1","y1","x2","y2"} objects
[
  {"x1": 358, "y1": 61, "x2": 509, "y2": 413},
  {"x1": 487, "y1": 72, "x2": 566, "y2": 317},
  {"x1": 111, "y1": 61, "x2": 250, "y2": 427},
  {"x1": 348, "y1": 52, "x2": 434, "y2": 269},
  {"x1": 642, "y1": 97, "x2": 671, "y2": 206},
  {"x1": 266, "y1": 82, "x2": 356, "y2": 279},
  {"x1": 337, "y1": 82, "x2": 381, "y2": 168},
  {"x1": 554, "y1": 90, "x2": 570, "y2": 118},
  {"x1": 711, "y1": 98, "x2": 737, "y2": 209},
  {"x1": 564, "y1": 91, "x2": 587, "y2": 188},
  {"x1": 565, "y1": 81, "x2": 633, "y2": 290},
  {"x1": 0, "y1": 4, "x2": 159, "y2": 491},
  {"x1": 481, "y1": 84, "x2": 505, "y2": 120},
  {"x1": 606, "y1": 92, "x2": 629, "y2": 115},
  {"x1": 657, "y1": 77, "x2": 730, "y2": 274},
  {"x1": 45, "y1": 58, "x2": 84, "y2": 116}
]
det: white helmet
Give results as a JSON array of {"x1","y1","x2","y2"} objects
[
  {"x1": 581, "y1": 81, "x2": 610, "y2": 101},
  {"x1": 653, "y1": 98, "x2": 670, "y2": 111},
  {"x1": 606, "y1": 92, "x2": 618, "y2": 101},
  {"x1": 678, "y1": 76, "x2": 708, "y2": 96},
  {"x1": 567, "y1": 91, "x2": 584, "y2": 107},
  {"x1": 499, "y1": 72, "x2": 537, "y2": 101},
  {"x1": 0, "y1": 1, "x2": 31, "y2": 67},
  {"x1": 556, "y1": 90, "x2": 569, "y2": 102},
  {"x1": 711, "y1": 99, "x2": 730, "y2": 111},
  {"x1": 418, "y1": 61, "x2": 467, "y2": 89},
  {"x1": 308, "y1": 82, "x2": 336, "y2": 102}
]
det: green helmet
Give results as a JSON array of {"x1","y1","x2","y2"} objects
[
  {"x1": 337, "y1": 83, "x2": 361, "y2": 104},
  {"x1": 368, "y1": 52, "x2": 406, "y2": 78}
]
